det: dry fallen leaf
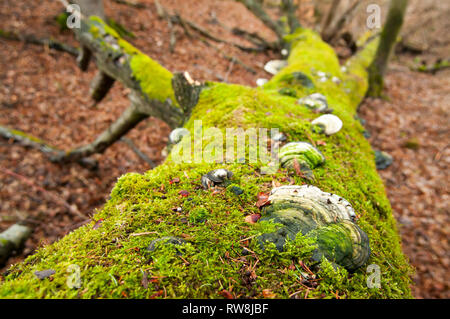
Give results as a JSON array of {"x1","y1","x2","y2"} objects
[
  {"x1": 178, "y1": 190, "x2": 189, "y2": 197},
  {"x1": 245, "y1": 214, "x2": 261, "y2": 224},
  {"x1": 218, "y1": 289, "x2": 234, "y2": 299},
  {"x1": 255, "y1": 192, "x2": 270, "y2": 208},
  {"x1": 262, "y1": 289, "x2": 276, "y2": 298}
]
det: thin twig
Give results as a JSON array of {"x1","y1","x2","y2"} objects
[
  {"x1": 155, "y1": 1, "x2": 264, "y2": 53},
  {"x1": 111, "y1": 0, "x2": 146, "y2": 9},
  {"x1": 210, "y1": 14, "x2": 278, "y2": 50},
  {"x1": 193, "y1": 64, "x2": 225, "y2": 82},
  {"x1": 237, "y1": 0, "x2": 285, "y2": 42},
  {"x1": 323, "y1": 0, "x2": 361, "y2": 42},
  {"x1": 321, "y1": 0, "x2": 340, "y2": 35},
  {"x1": 129, "y1": 231, "x2": 159, "y2": 237},
  {"x1": 198, "y1": 37, "x2": 257, "y2": 74},
  {"x1": 0, "y1": 125, "x2": 98, "y2": 169},
  {"x1": 0, "y1": 30, "x2": 79, "y2": 56},
  {"x1": 223, "y1": 58, "x2": 236, "y2": 83}
]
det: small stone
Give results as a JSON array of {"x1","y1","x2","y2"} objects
[
  {"x1": 264, "y1": 60, "x2": 288, "y2": 75},
  {"x1": 317, "y1": 71, "x2": 326, "y2": 77},
  {"x1": 201, "y1": 169, "x2": 233, "y2": 189},
  {"x1": 375, "y1": 150, "x2": 393, "y2": 170},
  {"x1": 354, "y1": 115, "x2": 366, "y2": 126},
  {"x1": 311, "y1": 114, "x2": 343, "y2": 135},
  {"x1": 256, "y1": 78, "x2": 268, "y2": 86},
  {"x1": 332, "y1": 76, "x2": 341, "y2": 84},
  {"x1": 271, "y1": 132, "x2": 287, "y2": 142},
  {"x1": 34, "y1": 269, "x2": 55, "y2": 280}
]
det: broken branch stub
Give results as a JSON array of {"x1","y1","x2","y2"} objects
[{"x1": 172, "y1": 72, "x2": 203, "y2": 118}]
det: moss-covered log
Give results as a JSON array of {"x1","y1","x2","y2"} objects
[{"x1": 0, "y1": 19, "x2": 412, "y2": 298}]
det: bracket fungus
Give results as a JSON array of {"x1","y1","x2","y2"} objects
[
  {"x1": 297, "y1": 93, "x2": 332, "y2": 113},
  {"x1": 311, "y1": 114, "x2": 343, "y2": 135},
  {"x1": 279, "y1": 142, "x2": 325, "y2": 171},
  {"x1": 271, "y1": 132, "x2": 287, "y2": 143},
  {"x1": 264, "y1": 60, "x2": 288, "y2": 75},
  {"x1": 169, "y1": 127, "x2": 190, "y2": 144},
  {"x1": 201, "y1": 169, "x2": 233, "y2": 189},
  {"x1": 258, "y1": 185, "x2": 370, "y2": 271}
]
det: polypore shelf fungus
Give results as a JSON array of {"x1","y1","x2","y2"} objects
[{"x1": 258, "y1": 185, "x2": 370, "y2": 272}]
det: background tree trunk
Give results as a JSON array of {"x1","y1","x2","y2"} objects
[{"x1": 367, "y1": 0, "x2": 408, "y2": 97}]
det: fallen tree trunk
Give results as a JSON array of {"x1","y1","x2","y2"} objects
[{"x1": 0, "y1": 18, "x2": 412, "y2": 298}]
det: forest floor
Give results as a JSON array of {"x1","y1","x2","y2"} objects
[{"x1": 0, "y1": 0, "x2": 448, "y2": 298}]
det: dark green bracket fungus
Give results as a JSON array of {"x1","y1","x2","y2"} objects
[
  {"x1": 257, "y1": 185, "x2": 370, "y2": 272},
  {"x1": 0, "y1": 18, "x2": 413, "y2": 298},
  {"x1": 278, "y1": 141, "x2": 325, "y2": 179}
]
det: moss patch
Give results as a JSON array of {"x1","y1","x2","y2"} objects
[{"x1": 88, "y1": 16, "x2": 176, "y2": 105}]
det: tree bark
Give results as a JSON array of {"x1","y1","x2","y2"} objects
[
  {"x1": 367, "y1": 0, "x2": 408, "y2": 97},
  {"x1": 89, "y1": 71, "x2": 116, "y2": 102}
]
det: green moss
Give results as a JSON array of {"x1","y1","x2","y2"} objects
[
  {"x1": 87, "y1": 16, "x2": 176, "y2": 105},
  {"x1": 0, "y1": 26, "x2": 412, "y2": 299},
  {"x1": 54, "y1": 12, "x2": 70, "y2": 31}
]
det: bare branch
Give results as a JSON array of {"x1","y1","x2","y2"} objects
[
  {"x1": 0, "y1": 29, "x2": 79, "y2": 56},
  {"x1": 321, "y1": 0, "x2": 340, "y2": 36},
  {"x1": 236, "y1": 0, "x2": 285, "y2": 41},
  {"x1": 120, "y1": 137, "x2": 156, "y2": 168},
  {"x1": 322, "y1": 0, "x2": 361, "y2": 42},
  {"x1": 280, "y1": 0, "x2": 301, "y2": 34}
]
